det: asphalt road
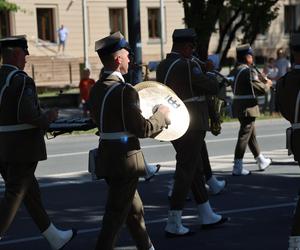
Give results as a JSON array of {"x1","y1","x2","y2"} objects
[{"x1": 0, "y1": 118, "x2": 299, "y2": 250}]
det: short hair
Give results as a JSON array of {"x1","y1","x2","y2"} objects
[
  {"x1": 1, "y1": 47, "x2": 16, "y2": 59},
  {"x1": 98, "y1": 52, "x2": 115, "y2": 66}
]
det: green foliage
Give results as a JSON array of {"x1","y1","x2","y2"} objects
[
  {"x1": 0, "y1": 0, "x2": 19, "y2": 11},
  {"x1": 179, "y1": 0, "x2": 280, "y2": 64},
  {"x1": 179, "y1": 0, "x2": 225, "y2": 59}
]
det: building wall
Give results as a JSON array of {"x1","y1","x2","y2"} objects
[
  {"x1": 8, "y1": 0, "x2": 300, "y2": 60},
  {"x1": 208, "y1": 0, "x2": 300, "y2": 59},
  {"x1": 5, "y1": 0, "x2": 299, "y2": 84},
  {"x1": 8, "y1": 0, "x2": 184, "y2": 60}
]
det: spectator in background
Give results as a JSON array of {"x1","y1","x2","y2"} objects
[
  {"x1": 275, "y1": 48, "x2": 290, "y2": 78},
  {"x1": 79, "y1": 68, "x2": 95, "y2": 116},
  {"x1": 57, "y1": 25, "x2": 68, "y2": 54},
  {"x1": 263, "y1": 57, "x2": 279, "y2": 116}
]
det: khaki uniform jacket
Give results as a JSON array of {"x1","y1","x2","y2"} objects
[
  {"x1": 88, "y1": 73, "x2": 168, "y2": 178},
  {"x1": 0, "y1": 64, "x2": 50, "y2": 163},
  {"x1": 156, "y1": 53, "x2": 219, "y2": 131},
  {"x1": 276, "y1": 67, "x2": 300, "y2": 161},
  {"x1": 230, "y1": 64, "x2": 270, "y2": 118}
]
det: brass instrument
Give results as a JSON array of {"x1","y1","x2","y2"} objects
[
  {"x1": 191, "y1": 56, "x2": 233, "y2": 89},
  {"x1": 191, "y1": 55, "x2": 229, "y2": 136},
  {"x1": 252, "y1": 64, "x2": 269, "y2": 83},
  {"x1": 134, "y1": 81, "x2": 190, "y2": 141}
]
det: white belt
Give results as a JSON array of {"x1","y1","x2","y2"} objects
[
  {"x1": 292, "y1": 123, "x2": 300, "y2": 130},
  {"x1": 183, "y1": 96, "x2": 206, "y2": 103},
  {"x1": 100, "y1": 132, "x2": 134, "y2": 140},
  {"x1": 0, "y1": 123, "x2": 36, "y2": 132},
  {"x1": 233, "y1": 95, "x2": 256, "y2": 100}
]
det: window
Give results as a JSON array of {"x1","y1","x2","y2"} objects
[
  {"x1": 109, "y1": 8, "x2": 125, "y2": 34},
  {"x1": 0, "y1": 11, "x2": 11, "y2": 38},
  {"x1": 284, "y1": 5, "x2": 296, "y2": 34},
  {"x1": 284, "y1": 5, "x2": 300, "y2": 34},
  {"x1": 36, "y1": 8, "x2": 55, "y2": 42},
  {"x1": 148, "y1": 8, "x2": 160, "y2": 39}
]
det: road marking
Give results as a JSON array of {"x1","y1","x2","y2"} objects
[
  {"x1": 48, "y1": 151, "x2": 88, "y2": 158},
  {"x1": 206, "y1": 133, "x2": 284, "y2": 143},
  {"x1": 0, "y1": 201, "x2": 295, "y2": 246},
  {"x1": 46, "y1": 133, "x2": 285, "y2": 158}
]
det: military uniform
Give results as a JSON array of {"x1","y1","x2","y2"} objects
[
  {"x1": 277, "y1": 66, "x2": 300, "y2": 162},
  {"x1": 231, "y1": 44, "x2": 272, "y2": 176},
  {"x1": 231, "y1": 63, "x2": 269, "y2": 156},
  {"x1": 156, "y1": 29, "x2": 228, "y2": 237},
  {"x1": 276, "y1": 35, "x2": 300, "y2": 243},
  {"x1": 157, "y1": 51, "x2": 219, "y2": 208},
  {"x1": 0, "y1": 36, "x2": 76, "y2": 250},
  {"x1": 0, "y1": 45, "x2": 51, "y2": 235},
  {"x1": 89, "y1": 32, "x2": 169, "y2": 250}
]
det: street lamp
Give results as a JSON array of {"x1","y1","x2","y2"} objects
[
  {"x1": 160, "y1": 0, "x2": 165, "y2": 60},
  {"x1": 82, "y1": 0, "x2": 89, "y2": 69}
]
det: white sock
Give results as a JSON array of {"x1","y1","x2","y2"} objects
[
  {"x1": 42, "y1": 223, "x2": 73, "y2": 250},
  {"x1": 198, "y1": 201, "x2": 221, "y2": 224},
  {"x1": 144, "y1": 164, "x2": 157, "y2": 178}
]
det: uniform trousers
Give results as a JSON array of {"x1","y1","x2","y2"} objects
[
  {"x1": 202, "y1": 140, "x2": 212, "y2": 181},
  {"x1": 170, "y1": 130, "x2": 209, "y2": 210},
  {"x1": 0, "y1": 161, "x2": 50, "y2": 236},
  {"x1": 291, "y1": 186, "x2": 300, "y2": 235},
  {"x1": 96, "y1": 175, "x2": 151, "y2": 250},
  {"x1": 234, "y1": 117, "x2": 260, "y2": 160}
]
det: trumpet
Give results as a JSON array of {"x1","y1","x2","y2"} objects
[
  {"x1": 207, "y1": 70, "x2": 233, "y2": 88},
  {"x1": 191, "y1": 55, "x2": 233, "y2": 88},
  {"x1": 252, "y1": 64, "x2": 269, "y2": 83}
]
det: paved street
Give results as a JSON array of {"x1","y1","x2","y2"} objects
[{"x1": 0, "y1": 117, "x2": 299, "y2": 250}]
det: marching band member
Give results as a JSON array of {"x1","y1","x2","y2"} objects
[
  {"x1": 156, "y1": 28, "x2": 228, "y2": 237},
  {"x1": 230, "y1": 44, "x2": 272, "y2": 176},
  {"x1": 276, "y1": 34, "x2": 300, "y2": 250},
  {"x1": 0, "y1": 35, "x2": 76, "y2": 249},
  {"x1": 166, "y1": 54, "x2": 226, "y2": 197},
  {"x1": 88, "y1": 31, "x2": 170, "y2": 250}
]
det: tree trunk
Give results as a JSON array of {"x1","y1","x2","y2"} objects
[
  {"x1": 216, "y1": 8, "x2": 241, "y2": 54},
  {"x1": 220, "y1": 14, "x2": 246, "y2": 68}
]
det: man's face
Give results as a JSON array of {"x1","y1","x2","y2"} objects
[
  {"x1": 15, "y1": 47, "x2": 27, "y2": 70},
  {"x1": 117, "y1": 49, "x2": 130, "y2": 74},
  {"x1": 182, "y1": 42, "x2": 195, "y2": 58},
  {"x1": 245, "y1": 54, "x2": 253, "y2": 65}
]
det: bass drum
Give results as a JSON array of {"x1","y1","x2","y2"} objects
[{"x1": 134, "y1": 81, "x2": 190, "y2": 141}]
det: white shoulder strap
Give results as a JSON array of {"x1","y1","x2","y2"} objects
[
  {"x1": 233, "y1": 66, "x2": 249, "y2": 95},
  {"x1": 163, "y1": 58, "x2": 181, "y2": 84},
  {"x1": 0, "y1": 69, "x2": 23, "y2": 106},
  {"x1": 294, "y1": 90, "x2": 300, "y2": 123},
  {"x1": 99, "y1": 83, "x2": 122, "y2": 133}
]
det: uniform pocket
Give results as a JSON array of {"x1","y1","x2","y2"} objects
[{"x1": 125, "y1": 150, "x2": 147, "y2": 177}]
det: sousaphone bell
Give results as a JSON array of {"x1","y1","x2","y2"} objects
[{"x1": 134, "y1": 81, "x2": 190, "y2": 141}]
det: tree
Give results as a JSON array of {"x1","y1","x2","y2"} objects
[
  {"x1": 179, "y1": 0, "x2": 225, "y2": 60},
  {"x1": 179, "y1": 0, "x2": 280, "y2": 67},
  {"x1": 0, "y1": 0, "x2": 19, "y2": 11}
]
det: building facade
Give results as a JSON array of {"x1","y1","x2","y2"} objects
[{"x1": 0, "y1": 0, "x2": 299, "y2": 85}]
